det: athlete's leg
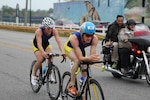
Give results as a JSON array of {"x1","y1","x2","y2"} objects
[
  {"x1": 111, "y1": 42, "x2": 119, "y2": 62},
  {"x1": 33, "y1": 51, "x2": 44, "y2": 76},
  {"x1": 33, "y1": 45, "x2": 52, "y2": 76},
  {"x1": 68, "y1": 50, "x2": 79, "y2": 86}
]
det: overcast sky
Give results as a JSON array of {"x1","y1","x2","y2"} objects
[{"x1": 0, "y1": 0, "x2": 65, "y2": 11}]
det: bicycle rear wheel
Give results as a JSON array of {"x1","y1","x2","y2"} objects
[
  {"x1": 30, "y1": 60, "x2": 42, "y2": 93},
  {"x1": 46, "y1": 65, "x2": 61, "y2": 100},
  {"x1": 85, "y1": 78, "x2": 105, "y2": 100}
]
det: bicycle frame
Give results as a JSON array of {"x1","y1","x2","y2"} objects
[
  {"x1": 41, "y1": 53, "x2": 65, "y2": 84},
  {"x1": 75, "y1": 61, "x2": 103, "y2": 98},
  {"x1": 40, "y1": 59, "x2": 53, "y2": 85}
]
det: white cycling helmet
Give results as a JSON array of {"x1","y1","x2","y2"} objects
[
  {"x1": 42, "y1": 17, "x2": 55, "y2": 28},
  {"x1": 80, "y1": 22, "x2": 96, "y2": 36}
]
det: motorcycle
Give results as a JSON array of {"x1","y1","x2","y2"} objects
[{"x1": 101, "y1": 31, "x2": 150, "y2": 86}]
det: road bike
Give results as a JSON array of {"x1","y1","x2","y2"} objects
[
  {"x1": 61, "y1": 61, "x2": 105, "y2": 100},
  {"x1": 30, "y1": 53, "x2": 65, "y2": 100}
]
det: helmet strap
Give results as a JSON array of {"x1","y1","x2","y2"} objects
[{"x1": 81, "y1": 34, "x2": 86, "y2": 43}]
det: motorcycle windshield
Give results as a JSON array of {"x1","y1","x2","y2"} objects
[{"x1": 129, "y1": 30, "x2": 150, "y2": 52}]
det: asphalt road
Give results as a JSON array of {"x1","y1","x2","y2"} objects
[{"x1": 0, "y1": 29, "x2": 150, "y2": 100}]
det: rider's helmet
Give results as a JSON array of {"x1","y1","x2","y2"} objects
[
  {"x1": 80, "y1": 22, "x2": 96, "y2": 36},
  {"x1": 126, "y1": 19, "x2": 136, "y2": 30},
  {"x1": 42, "y1": 17, "x2": 55, "y2": 28},
  {"x1": 126, "y1": 19, "x2": 136, "y2": 26}
]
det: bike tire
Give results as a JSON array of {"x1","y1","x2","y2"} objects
[
  {"x1": 61, "y1": 71, "x2": 72, "y2": 100},
  {"x1": 85, "y1": 78, "x2": 105, "y2": 100},
  {"x1": 146, "y1": 73, "x2": 150, "y2": 86},
  {"x1": 46, "y1": 65, "x2": 61, "y2": 100},
  {"x1": 30, "y1": 60, "x2": 42, "y2": 93}
]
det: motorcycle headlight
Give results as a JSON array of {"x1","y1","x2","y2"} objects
[{"x1": 147, "y1": 47, "x2": 150, "y2": 53}]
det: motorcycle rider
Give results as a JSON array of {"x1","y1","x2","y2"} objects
[
  {"x1": 105, "y1": 15, "x2": 125, "y2": 68},
  {"x1": 118, "y1": 19, "x2": 136, "y2": 73}
]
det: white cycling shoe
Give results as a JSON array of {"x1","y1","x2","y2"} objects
[
  {"x1": 50, "y1": 74, "x2": 55, "y2": 82},
  {"x1": 31, "y1": 75, "x2": 38, "y2": 86}
]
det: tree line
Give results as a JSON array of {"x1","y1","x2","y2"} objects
[{"x1": 0, "y1": 5, "x2": 53, "y2": 23}]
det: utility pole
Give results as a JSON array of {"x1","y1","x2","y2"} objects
[
  {"x1": 24, "y1": 0, "x2": 28, "y2": 26},
  {"x1": 16, "y1": 3, "x2": 19, "y2": 24},
  {"x1": 0, "y1": 8, "x2": 2, "y2": 21},
  {"x1": 142, "y1": 0, "x2": 145, "y2": 23},
  {"x1": 30, "y1": 0, "x2": 31, "y2": 26}
]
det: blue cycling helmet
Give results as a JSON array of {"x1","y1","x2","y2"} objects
[{"x1": 80, "y1": 22, "x2": 96, "y2": 35}]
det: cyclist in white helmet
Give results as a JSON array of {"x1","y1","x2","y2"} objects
[
  {"x1": 64, "y1": 22, "x2": 100, "y2": 96},
  {"x1": 31, "y1": 17, "x2": 65, "y2": 85}
]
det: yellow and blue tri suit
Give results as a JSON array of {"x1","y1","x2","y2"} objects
[
  {"x1": 64, "y1": 32, "x2": 93, "y2": 56},
  {"x1": 32, "y1": 27, "x2": 53, "y2": 52}
]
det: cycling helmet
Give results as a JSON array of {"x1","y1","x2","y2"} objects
[
  {"x1": 80, "y1": 22, "x2": 96, "y2": 35},
  {"x1": 126, "y1": 19, "x2": 136, "y2": 26},
  {"x1": 42, "y1": 17, "x2": 55, "y2": 28}
]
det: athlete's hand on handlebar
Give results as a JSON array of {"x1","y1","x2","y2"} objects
[
  {"x1": 88, "y1": 54, "x2": 100, "y2": 62},
  {"x1": 42, "y1": 51, "x2": 49, "y2": 58},
  {"x1": 61, "y1": 54, "x2": 66, "y2": 63},
  {"x1": 106, "y1": 41, "x2": 113, "y2": 46}
]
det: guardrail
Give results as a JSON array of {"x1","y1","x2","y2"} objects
[
  {"x1": 0, "y1": 21, "x2": 106, "y2": 36},
  {"x1": 0, "y1": 22, "x2": 41, "y2": 27}
]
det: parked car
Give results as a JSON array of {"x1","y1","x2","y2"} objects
[
  {"x1": 92, "y1": 20, "x2": 109, "y2": 32},
  {"x1": 146, "y1": 24, "x2": 150, "y2": 29},
  {"x1": 135, "y1": 23, "x2": 150, "y2": 32},
  {"x1": 134, "y1": 23, "x2": 150, "y2": 36},
  {"x1": 55, "y1": 19, "x2": 79, "y2": 29}
]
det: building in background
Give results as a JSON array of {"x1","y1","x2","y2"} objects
[
  {"x1": 53, "y1": 0, "x2": 150, "y2": 25},
  {"x1": 53, "y1": 0, "x2": 125, "y2": 25}
]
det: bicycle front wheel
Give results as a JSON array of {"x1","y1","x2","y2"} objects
[
  {"x1": 46, "y1": 65, "x2": 61, "y2": 100},
  {"x1": 30, "y1": 60, "x2": 42, "y2": 93},
  {"x1": 61, "y1": 71, "x2": 72, "y2": 100},
  {"x1": 85, "y1": 78, "x2": 105, "y2": 100}
]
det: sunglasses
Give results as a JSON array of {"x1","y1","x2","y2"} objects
[
  {"x1": 46, "y1": 27, "x2": 53, "y2": 30},
  {"x1": 84, "y1": 34, "x2": 94, "y2": 37}
]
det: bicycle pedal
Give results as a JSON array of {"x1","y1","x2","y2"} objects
[
  {"x1": 38, "y1": 80, "x2": 43, "y2": 85},
  {"x1": 51, "y1": 94, "x2": 55, "y2": 98},
  {"x1": 61, "y1": 93, "x2": 67, "y2": 97},
  {"x1": 68, "y1": 91, "x2": 78, "y2": 97}
]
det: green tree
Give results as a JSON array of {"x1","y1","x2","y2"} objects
[
  {"x1": 48, "y1": 8, "x2": 53, "y2": 14},
  {"x1": 2, "y1": 5, "x2": 15, "y2": 16},
  {"x1": 145, "y1": 0, "x2": 150, "y2": 17}
]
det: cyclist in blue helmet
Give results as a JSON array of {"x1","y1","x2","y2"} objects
[{"x1": 64, "y1": 22, "x2": 100, "y2": 96}]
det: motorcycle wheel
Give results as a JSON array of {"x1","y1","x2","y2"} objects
[
  {"x1": 145, "y1": 61, "x2": 150, "y2": 86},
  {"x1": 146, "y1": 74, "x2": 150, "y2": 86},
  {"x1": 111, "y1": 72, "x2": 122, "y2": 78},
  {"x1": 145, "y1": 63, "x2": 150, "y2": 86}
]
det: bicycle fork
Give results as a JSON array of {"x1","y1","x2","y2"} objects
[{"x1": 87, "y1": 78, "x2": 99, "y2": 100}]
